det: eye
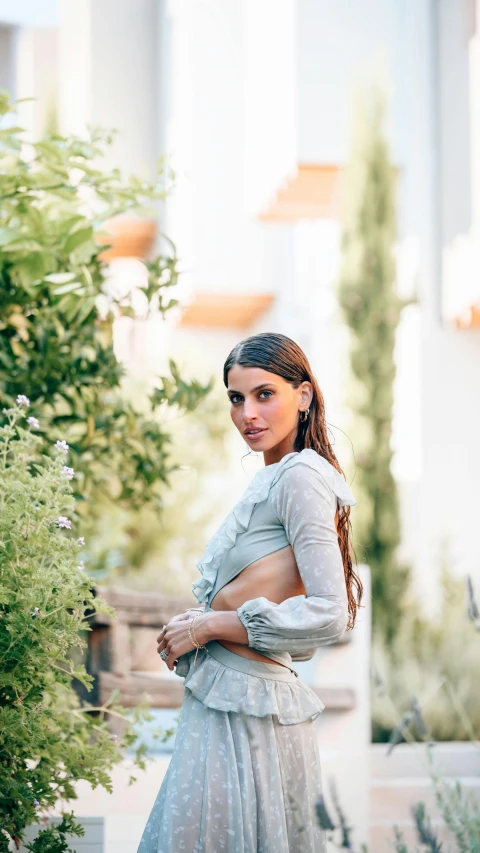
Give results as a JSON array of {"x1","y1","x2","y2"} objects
[{"x1": 228, "y1": 390, "x2": 273, "y2": 405}]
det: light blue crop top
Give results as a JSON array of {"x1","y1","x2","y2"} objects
[
  {"x1": 208, "y1": 498, "x2": 290, "y2": 603},
  {"x1": 190, "y1": 448, "x2": 358, "y2": 667}
]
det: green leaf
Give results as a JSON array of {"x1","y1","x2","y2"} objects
[
  {"x1": 0, "y1": 584, "x2": 12, "y2": 603},
  {"x1": 44, "y1": 273, "x2": 77, "y2": 285},
  {"x1": 52, "y1": 281, "x2": 83, "y2": 296},
  {"x1": 15, "y1": 254, "x2": 48, "y2": 283},
  {"x1": 0, "y1": 227, "x2": 22, "y2": 247},
  {"x1": 1, "y1": 237, "x2": 44, "y2": 253},
  {"x1": 61, "y1": 295, "x2": 84, "y2": 323},
  {"x1": 64, "y1": 227, "x2": 93, "y2": 255},
  {"x1": 0, "y1": 126, "x2": 25, "y2": 136}
]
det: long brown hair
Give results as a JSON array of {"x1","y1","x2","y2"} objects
[{"x1": 223, "y1": 331, "x2": 363, "y2": 630}]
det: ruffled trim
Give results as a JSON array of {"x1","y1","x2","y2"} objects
[
  {"x1": 191, "y1": 454, "x2": 295, "y2": 603},
  {"x1": 178, "y1": 647, "x2": 325, "y2": 726},
  {"x1": 274, "y1": 448, "x2": 357, "y2": 510},
  {"x1": 191, "y1": 448, "x2": 356, "y2": 604}
]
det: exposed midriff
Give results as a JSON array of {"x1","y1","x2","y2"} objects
[{"x1": 209, "y1": 544, "x2": 306, "y2": 665}]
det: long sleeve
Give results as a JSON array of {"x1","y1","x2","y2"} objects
[{"x1": 236, "y1": 460, "x2": 350, "y2": 653}]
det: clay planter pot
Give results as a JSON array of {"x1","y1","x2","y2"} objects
[
  {"x1": 97, "y1": 217, "x2": 157, "y2": 262},
  {"x1": 454, "y1": 303, "x2": 480, "y2": 329}
]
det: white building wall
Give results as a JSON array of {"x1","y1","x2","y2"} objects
[
  {"x1": 294, "y1": 0, "x2": 426, "y2": 550},
  {"x1": 0, "y1": 0, "x2": 58, "y2": 28},
  {"x1": 0, "y1": 25, "x2": 15, "y2": 93},
  {"x1": 296, "y1": 0, "x2": 400, "y2": 163},
  {"x1": 164, "y1": 0, "x2": 296, "y2": 302},
  {"x1": 294, "y1": 0, "x2": 480, "y2": 603},
  {"x1": 0, "y1": 1, "x2": 59, "y2": 137},
  {"x1": 58, "y1": 0, "x2": 160, "y2": 179},
  {"x1": 417, "y1": 0, "x2": 480, "y2": 600}
]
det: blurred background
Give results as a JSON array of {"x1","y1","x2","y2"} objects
[{"x1": 1, "y1": 1, "x2": 479, "y2": 851}]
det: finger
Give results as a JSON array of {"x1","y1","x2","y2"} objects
[
  {"x1": 156, "y1": 625, "x2": 167, "y2": 644},
  {"x1": 169, "y1": 612, "x2": 191, "y2": 624},
  {"x1": 157, "y1": 638, "x2": 169, "y2": 655},
  {"x1": 158, "y1": 642, "x2": 172, "y2": 661},
  {"x1": 157, "y1": 631, "x2": 168, "y2": 653},
  {"x1": 163, "y1": 647, "x2": 176, "y2": 671},
  {"x1": 168, "y1": 650, "x2": 181, "y2": 671}
]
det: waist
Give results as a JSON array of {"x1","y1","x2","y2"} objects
[{"x1": 205, "y1": 639, "x2": 298, "y2": 680}]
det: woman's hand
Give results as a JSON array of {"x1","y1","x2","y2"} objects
[{"x1": 156, "y1": 611, "x2": 211, "y2": 671}]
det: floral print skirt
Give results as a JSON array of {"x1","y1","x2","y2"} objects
[{"x1": 136, "y1": 640, "x2": 327, "y2": 853}]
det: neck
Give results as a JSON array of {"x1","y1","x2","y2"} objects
[{"x1": 263, "y1": 446, "x2": 297, "y2": 467}]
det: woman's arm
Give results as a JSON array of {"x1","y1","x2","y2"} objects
[
  {"x1": 196, "y1": 593, "x2": 346, "y2": 650},
  {"x1": 199, "y1": 610, "x2": 249, "y2": 644}
]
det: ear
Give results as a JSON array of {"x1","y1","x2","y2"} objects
[{"x1": 300, "y1": 381, "x2": 313, "y2": 408}]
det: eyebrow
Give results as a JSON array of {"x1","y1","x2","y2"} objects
[{"x1": 227, "y1": 383, "x2": 277, "y2": 396}]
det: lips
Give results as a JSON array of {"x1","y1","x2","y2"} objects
[{"x1": 245, "y1": 428, "x2": 267, "y2": 436}]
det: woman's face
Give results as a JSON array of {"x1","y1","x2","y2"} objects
[{"x1": 226, "y1": 364, "x2": 312, "y2": 461}]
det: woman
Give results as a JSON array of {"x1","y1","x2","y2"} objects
[{"x1": 137, "y1": 332, "x2": 363, "y2": 853}]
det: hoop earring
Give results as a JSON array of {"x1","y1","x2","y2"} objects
[{"x1": 299, "y1": 407, "x2": 310, "y2": 423}]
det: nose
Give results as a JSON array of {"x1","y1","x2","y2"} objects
[{"x1": 242, "y1": 396, "x2": 258, "y2": 421}]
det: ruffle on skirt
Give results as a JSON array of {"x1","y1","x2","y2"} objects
[{"x1": 177, "y1": 640, "x2": 325, "y2": 726}]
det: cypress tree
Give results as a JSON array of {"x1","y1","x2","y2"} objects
[{"x1": 337, "y1": 85, "x2": 414, "y2": 643}]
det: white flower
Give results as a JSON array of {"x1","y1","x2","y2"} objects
[
  {"x1": 33, "y1": 799, "x2": 40, "y2": 811},
  {"x1": 27, "y1": 416, "x2": 40, "y2": 429},
  {"x1": 76, "y1": 561, "x2": 85, "y2": 571},
  {"x1": 77, "y1": 536, "x2": 85, "y2": 547},
  {"x1": 55, "y1": 439, "x2": 69, "y2": 453},
  {"x1": 55, "y1": 516, "x2": 72, "y2": 529},
  {"x1": 30, "y1": 607, "x2": 39, "y2": 617},
  {"x1": 61, "y1": 466, "x2": 75, "y2": 480},
  {"x1": 16, "y1": 394, "x2": 30, "y2": 407}
]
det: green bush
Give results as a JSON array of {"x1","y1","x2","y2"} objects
[
  {"x1": 372, "y1": 566, "x2": 480, "y2": 743},
  {"x1": 0, "y1": 93, "x2": 212, "y2": 516},
  {"x1": 0, "y1": 403, "x2": 152, "y2": 852},
  {"x1": 22, "y1": 814, "x2": 84, "y2": 853},
  {"x1": 86, "y1": 375, "x2": 233, "y2": 591}
]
